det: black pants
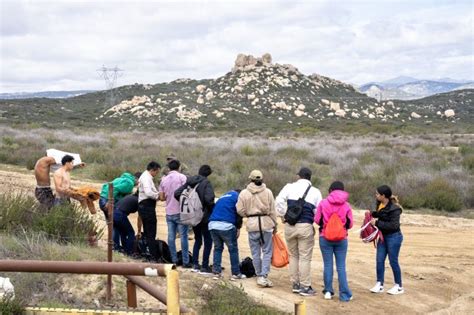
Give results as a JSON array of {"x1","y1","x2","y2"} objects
[{"x1": 138, "y1": 200, "x2": 157, "y2": 260}]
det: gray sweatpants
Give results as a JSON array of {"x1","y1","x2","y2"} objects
[{"x1": 248, "y1": 231, "x2": 273, "y2": 277}]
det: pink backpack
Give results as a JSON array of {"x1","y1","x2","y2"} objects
[{"x1": 360, "y1": 211, "x2": 383, "y2": 247}]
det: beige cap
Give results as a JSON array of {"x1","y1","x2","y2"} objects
[{"x1": 248, "y1": 169, "x2": 263, "y2": 180}]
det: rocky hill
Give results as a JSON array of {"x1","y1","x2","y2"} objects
[{"x1": 0, "y1": 53, "x2": 472, "y2": 131}]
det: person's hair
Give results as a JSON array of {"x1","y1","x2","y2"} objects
[
  {"x1": 147, "y1": 161, "x2": 161, "y2": 171},
  {"x1": 198, "y1": 165, "x2": 212, "y2": 177},
  {"x1": 61, "y1": 155, "x2": 74, "y2": 165},
  {"x1": 376, "y1": 184, "x2": 401, "y2": 210},
  {"x1": 329, "y1": 181, "x2": 344, "y2": 193},
  {"x1": 134, "y1": 172, "x2": 142, "y2": 179},
  {"x1": 377, "y1": 185, "x2": 392, "y2": 199},
  {"x1": 168, "y1": 160, "x2": 180, "y2": 171},
  {"x1": 251, "y1": 179, "x2": 263, "y2": 186}
]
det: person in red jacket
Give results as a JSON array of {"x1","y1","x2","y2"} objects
[{"x1": 314, "y1": 181, "x2": 353, "y2": 301}]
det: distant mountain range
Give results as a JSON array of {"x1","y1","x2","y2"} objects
[
  {"x1": 359, "y1": 76, "x2": 473, "y2": 100},
  {"x1": 0, "y1": 90, "x2": 95, "y2": 99}
]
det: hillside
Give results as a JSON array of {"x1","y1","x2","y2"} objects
[{"x1": 0, "y1": 53, "x2": 472, "y2": 131}]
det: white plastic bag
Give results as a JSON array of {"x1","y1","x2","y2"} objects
[{"x1": 0, "y1": 277, "x2": 15, "y2": 299}]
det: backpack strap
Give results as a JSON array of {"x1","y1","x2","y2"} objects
[
  {"x1": 301, "y1": 184, "x2": 312, "y2": 200},
  {"x1": 247, "y1": 213, "x2": 266, "y2": 245}
]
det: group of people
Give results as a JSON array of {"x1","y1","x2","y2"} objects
[{"x1": 34, "y1": 151, "x2": 405, "y2": 301}]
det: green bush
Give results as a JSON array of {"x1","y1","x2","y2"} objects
[
  {"x1": 462, "y1": 154, "x2": 474, "y2": 172},
  {"x1": 0, "y1": 193, "x2": 103, "y2": 244},
  {"x1": 423, "y1": 178, "x2": 463, "y2": 212},
  {"x1": 198, "y1": 282, "x2": 287, "y2": 315},
  {"x1": 0, "y1": 297, "x2": 24, "y2": 315}
]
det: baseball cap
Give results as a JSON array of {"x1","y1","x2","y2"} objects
[{"x1": 248, "y1": 170, "x2": 263, "y2": 180}]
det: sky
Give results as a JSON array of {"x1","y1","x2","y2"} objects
[{"x1": 1, "y1": 0, "x2": 473, "y2": 92}]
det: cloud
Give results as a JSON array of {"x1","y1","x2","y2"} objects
[{"x1": 0, "y1": 0, "x2": 472, "y2": 92}]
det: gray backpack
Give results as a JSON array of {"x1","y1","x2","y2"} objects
[{"x1": 179, "y1": 184, "x2": 203, "y2": 226}]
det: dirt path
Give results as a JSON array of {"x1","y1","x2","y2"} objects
[{"x1": 1, "y1": 164, "x2": 473, "y2": 314}]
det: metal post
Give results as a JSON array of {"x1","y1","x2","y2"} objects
[
  {"x1": 107, "y1": 183, "x2": 114, "y2": 302},
  {"x1": 125, "y1": 275, "x2": 189, "y2": 313},
  {"x1": 167, "y1": 269, "x2": 180, "y2": 315},
  {"x1": 295, "y1": 300, "x2": 306, "y2": 315},
  {"x1": 0, "y1": 260, "x2": 174, "y2": 276},
  {"x1": 126, "y1": 280, "x2": 137, "y2": 308}
]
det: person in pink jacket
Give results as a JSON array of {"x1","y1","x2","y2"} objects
[{"x1": 314, "y1": 181, "x2": 353, "y2": 301}]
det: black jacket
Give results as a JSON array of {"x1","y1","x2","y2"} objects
[
  {"x1": 371, "y1": 201, "x2": 402, "y2": 236},
  {"x1": 174, "y1": 175, "x2": 215, "y2": 224}
]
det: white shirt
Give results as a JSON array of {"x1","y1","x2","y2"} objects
[
  {"x1": 138, "y1": 170, "x2": 159, "y2": 203},
  {"x1": 275, "y1": 179, "x2": 322, "y2": 217}
]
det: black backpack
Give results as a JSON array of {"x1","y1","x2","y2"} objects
[
  {"x1": 176, "y1": 250, "x2": 193, "y2": 266},
  {"x1": 137, "y1": 238, "x2": 172, "y2": 263},
  {"x1": 284, "y1": 184, "x2": 312, "y2": 225},
  {"x1": 239, "y1": 257, "x2": 256, "y2": 278}
]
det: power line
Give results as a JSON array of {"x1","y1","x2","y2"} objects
[{"x1": 97, "y1": 65, "x2": 124, "y2": 109}]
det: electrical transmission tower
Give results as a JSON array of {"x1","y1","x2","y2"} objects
[{"x1": 97, "y1": 65, "x2": 124, "y2": 108}]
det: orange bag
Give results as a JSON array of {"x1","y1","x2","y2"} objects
[
  {"x1": 324, "y1": 213, "x2": 346, "y2": 241},
  {"x1": 271, "y1": 232, "x2": 289, "y2": 268}
]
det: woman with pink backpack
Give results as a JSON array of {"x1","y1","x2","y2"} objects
[
  {"x1": 314, "y1": 181, "x2": 353, "y2": 301},
  {"x1": 369, "y1": 185, "x2": 404, "y2": 295}
]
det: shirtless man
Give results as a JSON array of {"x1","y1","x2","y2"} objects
[
  {"x1": 53, "y1": 154, "x2": 75, "y2": 205},
  {"x1": 34, "y1": 156, "x2": 57, "y2": 209}
]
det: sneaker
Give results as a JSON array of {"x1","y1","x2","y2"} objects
[
  {"x1": 292, "y1": 283, "x2": 301, "y2": 293},
  {"x1": 299, "y1": 286, "x2": 316, "y2": 296},
  {"x1": 199, "y1": 266, "x2": 213, "y2": 276},
  {"x1": 212, "y1": 273, "x2": 223, "y2": 280},
  {"x1": 324, "y1": 292, "x2": 332, "y2": 300},
  {"x1": 191, "y1": 265, "x2": 201, "y2": 273},
  {"x1": 230, "y1": 274, "x2": 247, "y2": 281},
  {"x1": 264, "y1": 276, "x2": 273, "y2": 287},
  {"x1": 182, "y1": 263, "x2": 193, "y2": 269},
  {"x1": 370, "y1": 282, "x2": 384, "y2": 293},
  {"x1": 387, "y1": 284, "x2": 404, "y2": 295},
  {"x1": 257, "y1": 276, "x2": 270, "y2": 287}
]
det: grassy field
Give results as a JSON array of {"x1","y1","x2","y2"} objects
[{"x1": 0, "y1": 125, "x2": 472, "y2": 213}]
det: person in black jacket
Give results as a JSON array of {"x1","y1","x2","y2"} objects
[
  {"x1": 369, "y1": 185, "x2": 404, "y2": 295},
  {"x1": 174, "y1": 165, "x2": 215, "y2": 274}
]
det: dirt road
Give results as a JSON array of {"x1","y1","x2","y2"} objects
[{"x1": 1, "y1": 164, "x2": 473, "y2": 314}]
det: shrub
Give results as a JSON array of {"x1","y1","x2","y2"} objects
[
  {"x1": 0, "y1": 193, "x2": 103, "y2": 244},
  {"x1": 423, "y1": 178, "x2": 463, "y2": 212},
  {"x1": 197, "y1": 282, "x2": 286, "y2": 315},
  {"x1": 0, "y1": 297, "x2": 24, "y2": 315}
]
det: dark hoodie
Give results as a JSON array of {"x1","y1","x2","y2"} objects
[
  {"x1": 371, "y1": 202, "x2": 402, "y2": 236},
  {"x1": 174, "y1": 175, "x2": 215, "y2": 224}
]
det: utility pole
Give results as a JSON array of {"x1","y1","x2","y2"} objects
[{"x1": 97, "y1": 65, "x2": 124, "y2": 109}]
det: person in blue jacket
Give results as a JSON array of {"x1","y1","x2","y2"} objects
[{"x1": 208, "y1": 189, "x2": 245, "y2": 280}]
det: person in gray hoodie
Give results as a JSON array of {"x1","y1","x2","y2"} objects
[{"x1": 237, "y1": 170, "x2": 277, "y2": 288}]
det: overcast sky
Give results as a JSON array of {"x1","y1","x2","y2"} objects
[{"x1": 1, "y1": 0, "x2": 473, "y2": 92}]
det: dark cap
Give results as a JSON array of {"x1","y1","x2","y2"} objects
[{"x1": 297, "y1": 167, "x2": 312, "y2": 180}]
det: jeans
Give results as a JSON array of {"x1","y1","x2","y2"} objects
[
  {"x1": 377, "y1": 232, "x2": 403, "y2": 287},
  {"x1": 248, "y1": 231, "x2": 273, "y2": 277},
  {"x1": 99, "y1": 197, "x2": 120, "y2": 250},
  {"x1": 210, "y1": 227, "x2": 240, "y2": 275},
  {"x1": 319, "y1": 237, "x2": 352, "y2": 301},
  {"x1": 113, "y1": 211, "x2": 136, "y2": 255},
  {"x1": 138, "y1": 202, "x2": 157, "y2": 260},
  {"x1": 166, "y1": 214, "x2": 189, "y2": 265},
  {"x1": 193, "y1": 221, "x2": 213, "y2": 268}
]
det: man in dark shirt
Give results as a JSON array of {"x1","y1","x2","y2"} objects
[{"x1": 114, "y1": 192, "x2": 139, "y2": 255}]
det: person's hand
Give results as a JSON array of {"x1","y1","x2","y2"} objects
[
  {"x1": 370, "y1": 218, "x2": 377, "y2": 226},
  {"x1": 236, "y1": 229, "x2": 240, "y2": 239},
  {"x1": 80, "y1": 162, "x2": 86, "y2": 167}
]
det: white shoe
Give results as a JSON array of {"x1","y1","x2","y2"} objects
[
  {"x1": 370, "y1": 282, "x2": 384, "y2": 293},
  {"x1": 387, "y1": 284, "x2": 404, "y2": 295},
  {"x1": 324, "y1": 292, "x2": 332, "y2": 300}
]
